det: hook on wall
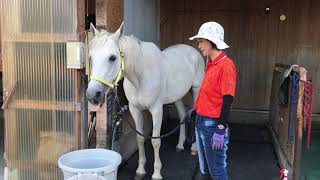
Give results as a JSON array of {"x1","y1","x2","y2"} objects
[{"x1": 265, "y1": 7, "x2": 271, "y2": 15}]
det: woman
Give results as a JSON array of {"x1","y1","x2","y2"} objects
[{"x1": 188, "y1": 21, "x2": 237, "y2": 180}]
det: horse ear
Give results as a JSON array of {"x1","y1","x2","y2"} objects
[
  {"x1": 90, "y1": 23, "x2": 99, "y2": 35},
  {"x1": 114, "y1": 21, "x2": 124, "y2": 40}
]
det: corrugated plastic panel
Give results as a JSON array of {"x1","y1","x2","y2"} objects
[{"x1": 0, "y1": 0, "x2": 81, "y2": 179}]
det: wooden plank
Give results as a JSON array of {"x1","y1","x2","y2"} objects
[
  {"x1": 76, "y1": 0, "x2": 86, "y2": 149},
  {"x1": 106, "y1": 0, "x2": 124, "y2": 32},
  {"x1": 269, "y1": 63, "x2": 295, "y2": 166},
  {"x1": 75, "y1": 72, "x2": 82, "y2": 148},
  {"x1": 2, "y1": 33, "x2": 78, "y2": 43},
  {"x1": 10, "y1": 100, "x2": 81, "y2": 111},
  {"x1": 6, "y1": 160, "x2": 60, "y2": 175},
  {"x1": 96, "y1": 0, "x2": 107, "y2": 29},
  {"x1": 292, "y1": 67, "x2": 307, "y2": 180},
  {"x1": 80, "y1": 76, "x2": 88, "y2": 149},
  {"x1": 95, "y1": 102, "x2": 108, "y2": 148},
  {"x1": 96, "y1": 0, "x2": 124, "y2": 32}
]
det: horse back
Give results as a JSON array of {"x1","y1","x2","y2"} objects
[{"x1": 160, "y1": 44, "x2": 204, "y2": 103}]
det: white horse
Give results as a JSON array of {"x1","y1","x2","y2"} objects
[{"x1": 86, "y1": 23, "x2": 204, "y2": 179}]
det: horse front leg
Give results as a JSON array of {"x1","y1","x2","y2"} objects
[
  {"x1": 150, "y1": 105, "x2": 163, "y2": 180},
  {"x1": 129, "y1": 104, "x2": 146, "y2": 177}
]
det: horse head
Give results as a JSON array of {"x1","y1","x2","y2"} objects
[{"x1": 86, "y1": 22, "x2": 125, "y2": 106}]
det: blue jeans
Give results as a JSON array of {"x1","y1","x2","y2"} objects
[{"x1": 195, "y1": 114, "x2": 230, "y2": 180}]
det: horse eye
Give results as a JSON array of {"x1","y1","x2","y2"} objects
[{"x1": 109, "y1": 55, "x2": 117, "y2": 62}]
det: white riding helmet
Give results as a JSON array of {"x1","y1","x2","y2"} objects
[{"x1": 189, "y1": 21, "x2": 229, "y2": 50}]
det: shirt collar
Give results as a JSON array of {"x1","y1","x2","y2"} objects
[
  {"x1": 211, "y1": 52, "x2": 226, "y2": 65},
  {"x1": 205, "y1": 52, "x2": 227, "y2": 71}
]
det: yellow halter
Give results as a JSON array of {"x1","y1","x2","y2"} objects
[{"x1": 90, "y1": 51, "x2": 125, "y2": 89}]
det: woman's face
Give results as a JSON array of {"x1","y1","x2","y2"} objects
[{"x1": 197, "y1": 38, "x2": 211, "y2": 56}]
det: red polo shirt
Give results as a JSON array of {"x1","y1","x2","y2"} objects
[{"x1": 195, "y1": 52, "x2": 236, "y2": 118}]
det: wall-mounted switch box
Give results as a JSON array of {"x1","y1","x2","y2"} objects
[{"x1": 67, "y1": 42, "x2": 86, "y2": 69}]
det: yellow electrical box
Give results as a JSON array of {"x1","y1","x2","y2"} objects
[{"x1": 66, "y1": 42, "x2": 86, "y2": 69}]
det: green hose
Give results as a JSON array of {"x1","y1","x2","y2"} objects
[{"x1": 111, "y1": 119, "x2": 122, "y2": 151}]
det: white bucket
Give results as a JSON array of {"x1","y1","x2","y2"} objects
[{"x1": 58, "y1": 149, "x2": 122, "y2": 180}]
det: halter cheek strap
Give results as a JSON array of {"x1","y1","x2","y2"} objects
[{"x1": 90, "y1": 51, "x2": 125, "y2": 89}]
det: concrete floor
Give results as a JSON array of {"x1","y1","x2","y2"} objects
[
  {"x1": 0, "y1": 114, "x2": 280, "y2": 180},
  {"x1": 300, "y1": 130, "x2": 320, "y2": 179},
  {"x1": 118, "y1": 120, "x2": 280, "y2": 180},
  {"x1": 117, "y1": 123, "x2": 198, "y2": 180}
]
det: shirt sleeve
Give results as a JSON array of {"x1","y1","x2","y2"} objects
[{"x1": 221, "y1": 62, "x2": 237, "y2": 96}]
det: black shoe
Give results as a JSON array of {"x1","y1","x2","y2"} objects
[
  {"x1": 199, "y1": 174, "x2": 211, "y2": 180},
  {"x1": 194, "y1": 171, "x2": 211, "y2": 180}
]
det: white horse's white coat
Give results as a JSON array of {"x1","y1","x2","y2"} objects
[{"x1": 86, "y1": 23, "x2": 205, "y2": 179}]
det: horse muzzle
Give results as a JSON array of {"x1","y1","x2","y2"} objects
[
  {"x1": 86, "y1": 81, "x2": 109, "y2": 105},
  {"x1": 86, "y1": 90, "x2": 103, "y2": 104}
]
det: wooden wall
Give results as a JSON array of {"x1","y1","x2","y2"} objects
[
  {"x1": 96, "y1": 0, "x2": 123, "y2": 31},
  {"x1": 160, "y1": 0, "x2": 320, "y2": 113}
]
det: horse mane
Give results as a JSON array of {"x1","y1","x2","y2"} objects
[
  {"x1": 89, "y1": 31, "x2": 150, "y2": 75},
  {"x1": 119, "y1": 35, "x2": 143, "y2": 74}
]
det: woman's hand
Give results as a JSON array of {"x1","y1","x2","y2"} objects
[{"x1": 211, "y1": 124, "x2": 226, "y2": 150}]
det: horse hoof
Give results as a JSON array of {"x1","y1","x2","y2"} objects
[
  {"x1": 190, "y1": 150, "x2": 198, "y2": 156},
  {"x1": 134, "y1": 173, "x2": 146, "y2": 180},
  {"x1": 151, "y1": 174, "x2": 163, "y2": 180},
  {"x1": 176, "y1": 147, "x2": 184, "y2": 152}
]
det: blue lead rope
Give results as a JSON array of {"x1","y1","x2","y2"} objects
[
  {"x1": 107, "y1": 92, "x2": 114, "y2": 137},
  {"x1": 288, "y1": 72, "x2": 300, "y2": 144}
]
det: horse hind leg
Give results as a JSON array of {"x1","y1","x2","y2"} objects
[
  {"x1": 174, "y1": 99, "x2": 186, "y2": 152},
  {"x1": 129, "y1": 104, "x2": 147, "y2": 178}
]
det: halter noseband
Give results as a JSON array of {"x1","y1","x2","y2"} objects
[{"x1": 90, "y1": 51, "x2": 125, "y2": 89}]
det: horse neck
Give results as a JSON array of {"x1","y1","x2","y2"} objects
[{"x1": 119, "y1": 35, "x2": 144, "y2": 88}]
